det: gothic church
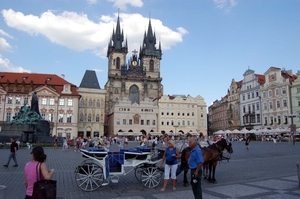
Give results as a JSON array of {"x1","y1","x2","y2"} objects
[{"x1": 105, "y1": 15, "x2": 163, "y2": 135}]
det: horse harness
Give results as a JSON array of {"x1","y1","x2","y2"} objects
[{"x1": 202, "y1": 143, "x2": 223, "y2": 162}]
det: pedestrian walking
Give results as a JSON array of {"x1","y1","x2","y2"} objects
[
  {"x1": 245, "y1": 135, "x2": 251, "y2": 149},
  {"x1": 188, "y1": 137, "x2": 204, "y2": 199},
  {"x1": 3, "y1": 137, "x2": 19, "y2": 167},
  {"x1": 160, "y1": 140, "x2": 180, "y2": 191},
  {"x1": 24, "y1": 146, "x2": 55, "y2": 199}
]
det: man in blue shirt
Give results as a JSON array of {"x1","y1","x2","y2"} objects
[{"x1": 188, "y1": 137, "x2": 204, "y2": 199}]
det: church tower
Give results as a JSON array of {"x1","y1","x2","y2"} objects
[{"x1": 104, "y1": 16, "x2": 163, "y2": 136}]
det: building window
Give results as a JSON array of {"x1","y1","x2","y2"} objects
[
  {"x1": 277, "y1": 100, "x2": 281, "y2": 108},
  {"x1": 149, "y1": 60, "x2": 154, "y2": 71},
  {"x1": 48, "y1": 114, "x2": 53, "y2": 122},
  {"x1": 275, "y1": 89, "x2": 279, "y2": 96},
  {"x1": 161, "y1": 120, "x2": 164, "y2": 125},
  {"x1": 79, "y1": 113, "x2": 84, "y2": 122},
  {"x1": 152, "y1": 120, "x2": 156, "y2": 125},
  {"x1": 6, "y1": 112, "x2": 11, "y2": 121},
  {"x1": 242, "y1": 95, "x2": 245, "y2": 101},
  {"x1": 116, "y1": 57, "x2": 120, "y2": 69},
  {"x1": 7, "y1": 97, "x2": 12, "y2": 104},
  {"x1": 192, "y1": 112, "x2": 194, "y2": 116},
  {"x1": 297, "y1": 87, "x2": 300, "y2": 93},
  {"x1": 264, "y1": 103, "x2": 267, "y2": 110},
  {"x1": 42, "y1": 98, "x2": 47, "y2": 105},
  {"x1": 16, "y1": 97, "x2": 21, "y2": 104},
  {"x1": 129, "y1": 119, "x2": 132, "y2": 125},
  {"x1": 161, "y1": 112, "x2": 164, "y2": 115},
  {"x1": 89, "y1": 99, "x2": 92, "y2": 107},
  {"x1": 264, "y1": 117, "x2": 267, "y2": 125},
  {"x1": 277, "y1": 116, "x2": 281, "y2": 124},
  {"x1": 66, "y1": 133, "x2": 71, "y2": 140},
  {"x1": 88, "y1": 114, "x2": 91, "y2": 122},
  {"x1": 243, "y1": 106, "x2": 246, "y2": 113},
  {"x1": 263, "y1": 92, "x2": 266, "y2": 98},
  {"x1": 41, "y1": 113, "x2": 45, "y2": 119},
  {"x1": 147, "y1": 120, "x2": 150, "y2": 125},
  {"x1": 58, "y1": 114, "x2": 63, "y2": 123},
  {"x1": 59, "y1": 99, "x2": 64, "y2": 106},
  {"x1": 256, "y1": 103, "x2": 259, "y2": 110},
  {"x1": 247, "y1": 93, "x2": 250, "y2": 99},
  {"x1": 97, "y1": 100, "x2": 100, "y2": 107},
  {"x1": 298, "y1": 99, "x2": 300, "y2": 106},
  {"x1": 123, "y1": 119, "x2": 126, "y2": 125},
  {"x1": 282, "y1": 87, "x2": 286, "y2": 94},
  {"x1": 49, "y1": 98, "x2": 55, "y2": 105},
  {"x1": 269, "y1": 102, "x2": 273, "y2": 109},
  {"x1": 116, "y1": 119, "x2": 120, "y2": 125},
  {"x1": 96, "y1": 114, "x2": 100, "y2": 122},
  {"x1": 178, "y1": 112, "x2": 180, "y2": 116},
  {"x1": 178, "y1": 120, "x2": 181, "y2": 126},
  {"x1": 251, "y1": 92, "x2": 254, "y2": 98},
  {"x1": 141, "y1": 120, "x2": 144, "y2": 125},
  {"x1": 67, "y1": 114, "x2": 72, "y2": 123},
  {"x1": 67, "y1": 99, "x2": 73, "y2": 106},
  {"x1": 268, "y1": 91, "x2": 272, "y2": 98},
  {"x1": 182, "y1": 120, "x2": 185, "y2": 126},
  {"x1": 256, "y1": 114, "x2": 261, "y2": 123},
  {"x1": 80, "y1": 99, "x2": 84, "y2": 107},
  {"x1": 187, "y1": 121, "x2": 190, "y2": 126},
  {"x1": 283, "y1": 99, "x2": 287, "y2": 107}
]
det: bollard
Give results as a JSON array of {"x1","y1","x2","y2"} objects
[
  {"x1": 0, "y1": 185, "x2": 6, "y2": 199},
  {"x1": 297, "y1": 162, "x2": 300, "y2": 187}
]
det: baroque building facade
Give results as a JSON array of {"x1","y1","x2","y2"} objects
[
  {"x1": 208, "y1": 96, "x2": 228, "y2": 134},
  {"x1": 290, "y1": 71, "x2": 300, "y2": 126},
  {"x1": 104, "y1": 16, "x2": 163, "y2": 136},
  {"x1": 227, "y1": 79, "x2": 242, "y2": 130},
  {"x1": 77, "y1": 70, "x2": 106, "y2": 138},
  {"x1": 157, "y1": 95, "x2": 207, "y2": 136},
  {"x1": 239, "y1": 69, "x2": 264, "y2": 130},
  {"x1": 0, "y1": 72, "x2": 80, "y2": 139}
]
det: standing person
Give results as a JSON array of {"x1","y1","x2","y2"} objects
[
  {"x1": 124, "y1": 137, "x2": 128, "y2": 148},
  {"x1": 3, "y1": 137, "x2": 18, "y2": 167},
  {"x1": 245, "y1": 135, "x2": 250, "y2": 149},
  {"x1": 24, "y1": 146, "x2": 54, "y2": 199},
  {"x1": 160, "y1": 140, "x2": 180, "y2": 191},
  {"x1": 53, "y1": 136, "x2": 58, "y2": 149},
  {"x1": 62, "y1": 137, "x2": 67, "y2": 151},
  {"x1": 188, "y1": 137, "x2": 204, "y2": 199}
]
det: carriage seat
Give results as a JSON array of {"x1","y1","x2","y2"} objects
[
  {"x1": 136, "y1": 146, "x2": 151, "y2": 152},
  {"x1": 122, "y1": 148, "x2": 148, "y2": 160}
]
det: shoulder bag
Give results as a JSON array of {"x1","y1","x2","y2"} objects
[{"x1": 32, "y1": 163, "x2": 57, "y2": 199}]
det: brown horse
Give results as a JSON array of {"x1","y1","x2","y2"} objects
[{"x1": 177, "y1": 138, "x2": 233, "y2": 186}]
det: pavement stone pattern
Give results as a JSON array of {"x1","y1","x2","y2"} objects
[{"x1": 0, "y1": 141, "x2": 299, "y2": 199}]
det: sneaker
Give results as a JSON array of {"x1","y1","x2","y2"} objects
[
  {"x1": 3, "y1": 165, "x2": 8, "y2": 167},
  {"x1": 160, "y1": 188, "x2": 165, "y2": 191},
  {"x1": 13, "y1": 165, "x2": 18, "y2": 167}
]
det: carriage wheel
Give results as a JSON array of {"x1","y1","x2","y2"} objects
[
  {"x1": 75, "y1": 160, "x2": 104, "y2": 191},
  {"x1": 140, "y1": 166, "x2": 163, "y2": 188},
  {"x1": 134, "y1": 165, "x2": 144, "y2": 182}
]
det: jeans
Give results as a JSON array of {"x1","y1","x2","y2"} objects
[
  {"x1": 6, "y1": 152, "x2": 18, "y2": 166},
  {"x1": 191, "y1": 168, "x2": 202, "y2": 199}
]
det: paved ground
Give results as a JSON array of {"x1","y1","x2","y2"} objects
[{"x1": 0, "y1": 140, "x2": 300, "y2": 199}]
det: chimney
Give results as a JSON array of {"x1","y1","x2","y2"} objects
[{"x1": 61, "y1": 74, "x2": 65, "y2": 79}]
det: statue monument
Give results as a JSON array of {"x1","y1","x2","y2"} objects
[{"x1": 0, "y1": 92, "x2": 50, "y2": 143}]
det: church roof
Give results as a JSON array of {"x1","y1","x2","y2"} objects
[{"x1": 79, "y1": 70, "x2": 101, "y2": 89}]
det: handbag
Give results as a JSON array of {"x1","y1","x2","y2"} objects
[{"x1": 32, "y1": 163, "x2": 57, "y2": 199}]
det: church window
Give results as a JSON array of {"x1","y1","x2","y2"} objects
[
  {"x1": 129, "y1": 85, "x2": 140, "y2": 104},
  {"x1": 150, "y1": 84, "x2": 153, "y2": 89},
  {"x1": 150, "y1": 60, "x2": 154, "y2": 71},
  {"x1": 80, "y1": 113, "x2": 84, "y2": 122},
  {"x1": 116, "y1": 57, "x2": 120, "y2": 69},
  {"x1": 96, "y1": 100, "x2": 100, "y2": 107},
  {"x1": 115, "y1": 88, "x2": 119, "y2": 94}
]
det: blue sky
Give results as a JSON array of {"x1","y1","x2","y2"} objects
[{"x1": 0, "y1": 0, "x2": 299, "y2": 107}]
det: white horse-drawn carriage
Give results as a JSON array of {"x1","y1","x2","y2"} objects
[{"x1": 75, "y1": 146, "x2": 165, "y2": 191}]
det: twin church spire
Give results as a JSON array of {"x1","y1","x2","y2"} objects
[{"x1": 107, "y1": 13, "x2": 162, "y2": 60}]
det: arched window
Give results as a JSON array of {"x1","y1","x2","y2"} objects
[
  {"x1": 114, "y1": 88, "x2": 119, "y2": 94},
  {"x1": 88, "y1": 114, "x2": 92, "y2": 122},
  {"x1": 129, "y1": 85, "x2": 139, "y2": 104},
  {"x1": 79, "y1": 113, "x2": 84, "y2": 122},
  {"x1": 116, "y1": 57, "x2": 120, "y2": 69},
  {"x1": 149, "y1": 60, "x2": 154, "y2": 71},
  {"x1": 89, "y1": 99, "x2": 92, "y2": 107},
  {"x1": 96, "y1": 100, "x2": 100, "y2": 107},
  {"x1": 80, "y1": 99, "x2": 84, "y2": 107},
  {"x1": 96, "y1": 114, "x2": 100, "y2": 122}
]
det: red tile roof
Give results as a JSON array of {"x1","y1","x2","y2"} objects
[
  {"x1": 255, "y1": 74, "x2": 265, "y2": 85},
  {"x1": 0, "y1": 72, "x2": 79, "y2": 95}
]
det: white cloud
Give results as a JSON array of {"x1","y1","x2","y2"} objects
[
  {"x1": 1, "y1": 9, "x2": 187, "y2": 58},
  {"x1": 0, "y1": 54, "x2": 30, "y2": 72},
  {"x1": 213, "y1": 0, "x2": 238, "y2": 11},
  {"x1": 92, "y1": 68, "x2": 104, "y2": 73},
  {"x1": 0, "y1": 29, "x2": 14, "y2": 39},
  {"x1": 86, "y1": 0, "x2": 98, "y2": 5},
  {"x1": 108, "y1": 0, "x2": 143, "y2": 10},
  {"x1": 0, "y1": 38, "x2": 13, "y2": 51}
]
